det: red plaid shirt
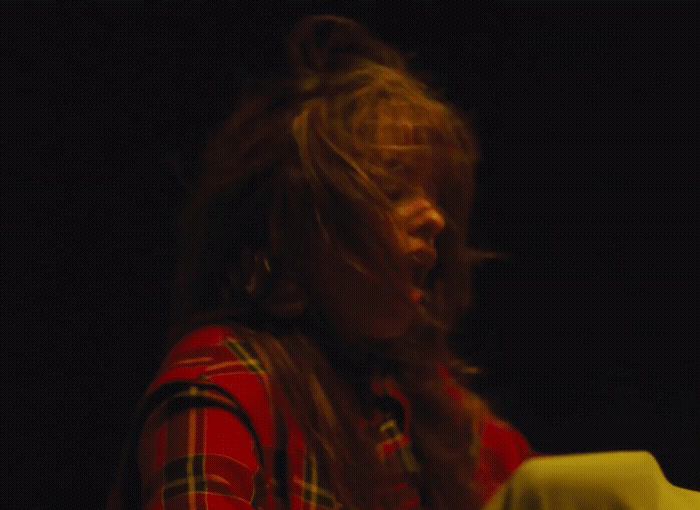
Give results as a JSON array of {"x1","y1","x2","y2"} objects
[{"x1": 110, "y1": 325, "x2": 535, "y2": 510}]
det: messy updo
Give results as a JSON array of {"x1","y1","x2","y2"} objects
[
  {"x1": 171, "y1": 15, "x2": 486, "y2": 509},
  {"x1": 172, "y1": 15, "x2": 479, "y2": 339}
]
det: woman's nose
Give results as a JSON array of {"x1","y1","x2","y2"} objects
[{"x1": 405, "y1": 198, "x2": 446, "y2": 243}]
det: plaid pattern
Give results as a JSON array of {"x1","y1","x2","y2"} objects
[
  {"x1": 223, "y1": 337, "x2": 266, "y2": 375},
  {"x1": 297, "y1": 453, "x2": 337, "y2": 509},
  {"x1": 116, "y1": 325, "x2": 534, "y2": 510},
  {"x1": 377, "y1": 419, "x2": 420, "y2": 475}
]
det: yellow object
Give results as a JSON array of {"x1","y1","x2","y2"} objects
[{"x1": 483, "y1": 451, "x2": 700, "y2": 510}]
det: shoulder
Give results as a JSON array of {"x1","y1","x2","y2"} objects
[
  {"x1": 479, "y1": 415, "x2": 536, "y2": 474},
  {"x1": 437, "y1": 363, "x2": 538, "y2": 503},
  {"x1": 470, "y1": 397, "x2": 538, "y2": 505},
  {"x1": 148, "y1": 325, "x2": 268, "y2": 393},
  {"x1": 142, "y1": 324, "x2": 276, "y2": 445}
]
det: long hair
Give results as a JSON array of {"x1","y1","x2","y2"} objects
[{"x1": 170, "y1": 15, "x2": 488, "y2": 509}]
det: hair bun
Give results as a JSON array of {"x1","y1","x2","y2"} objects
[{"x1": 287, "y1": 15, "x2": 405, "y2": 78}]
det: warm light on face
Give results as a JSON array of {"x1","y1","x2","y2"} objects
[
  {"x1": 293, "y1": 61, "x2": 476, "y2": 345},
  {"x1": 311, "y1": 186, "x2": 445, "y2": 345}
]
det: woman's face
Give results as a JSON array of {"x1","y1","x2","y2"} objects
[{"x1": 313, "y1": 187, "x2": 446, "y2": 343}]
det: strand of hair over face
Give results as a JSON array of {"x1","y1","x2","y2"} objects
[{"x1": 289, "y1": 58, "x2": 478, "y2": 293}]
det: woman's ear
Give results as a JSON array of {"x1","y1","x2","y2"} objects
[
  {"x1": 244, "y1": 248, "x2": 272, "y2": 299},
  {"x1": 260, "y1": 277, "x2": 309, "y2": 318},
  {"x1": 244, "y1": 248, "x2": 308, "y2": 318}
]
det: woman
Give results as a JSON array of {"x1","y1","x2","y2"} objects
[{"x1": 108, "y1": 15, "x2": 535, "y2": 510}]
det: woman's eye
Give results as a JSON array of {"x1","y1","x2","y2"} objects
[{"x1": 385, "y1": 188, "x2": 405, "y2": 202}]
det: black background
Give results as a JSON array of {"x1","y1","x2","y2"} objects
[{"x1": 3, "y1": 2, "x2": 698, "y2": 508}]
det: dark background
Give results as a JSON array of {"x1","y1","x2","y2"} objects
[{"x1": 3, "y1": 2, "x2": 697, "y2": 508}]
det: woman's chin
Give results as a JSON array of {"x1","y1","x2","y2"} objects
[{"x1": 366, "y1": 307, "x2": 420, "y2": 340}]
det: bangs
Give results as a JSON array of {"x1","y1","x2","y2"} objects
[
  {"x1": 336, "y1": 65, "x2": 477, "y2": 200},
  {"x1": 374, "y1": 102, "x2": 473, "y2": 194},
  {"x1": 291, "y1": 61, "x2": 478, "y2": 284}
]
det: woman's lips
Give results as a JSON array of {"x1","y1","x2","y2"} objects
[
  {"x1": 408, "y1": 247, "x2": 437, "y2": 286},
  {"x1": 410, "y1": 287, "x2": 423, "y2": 303}
]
